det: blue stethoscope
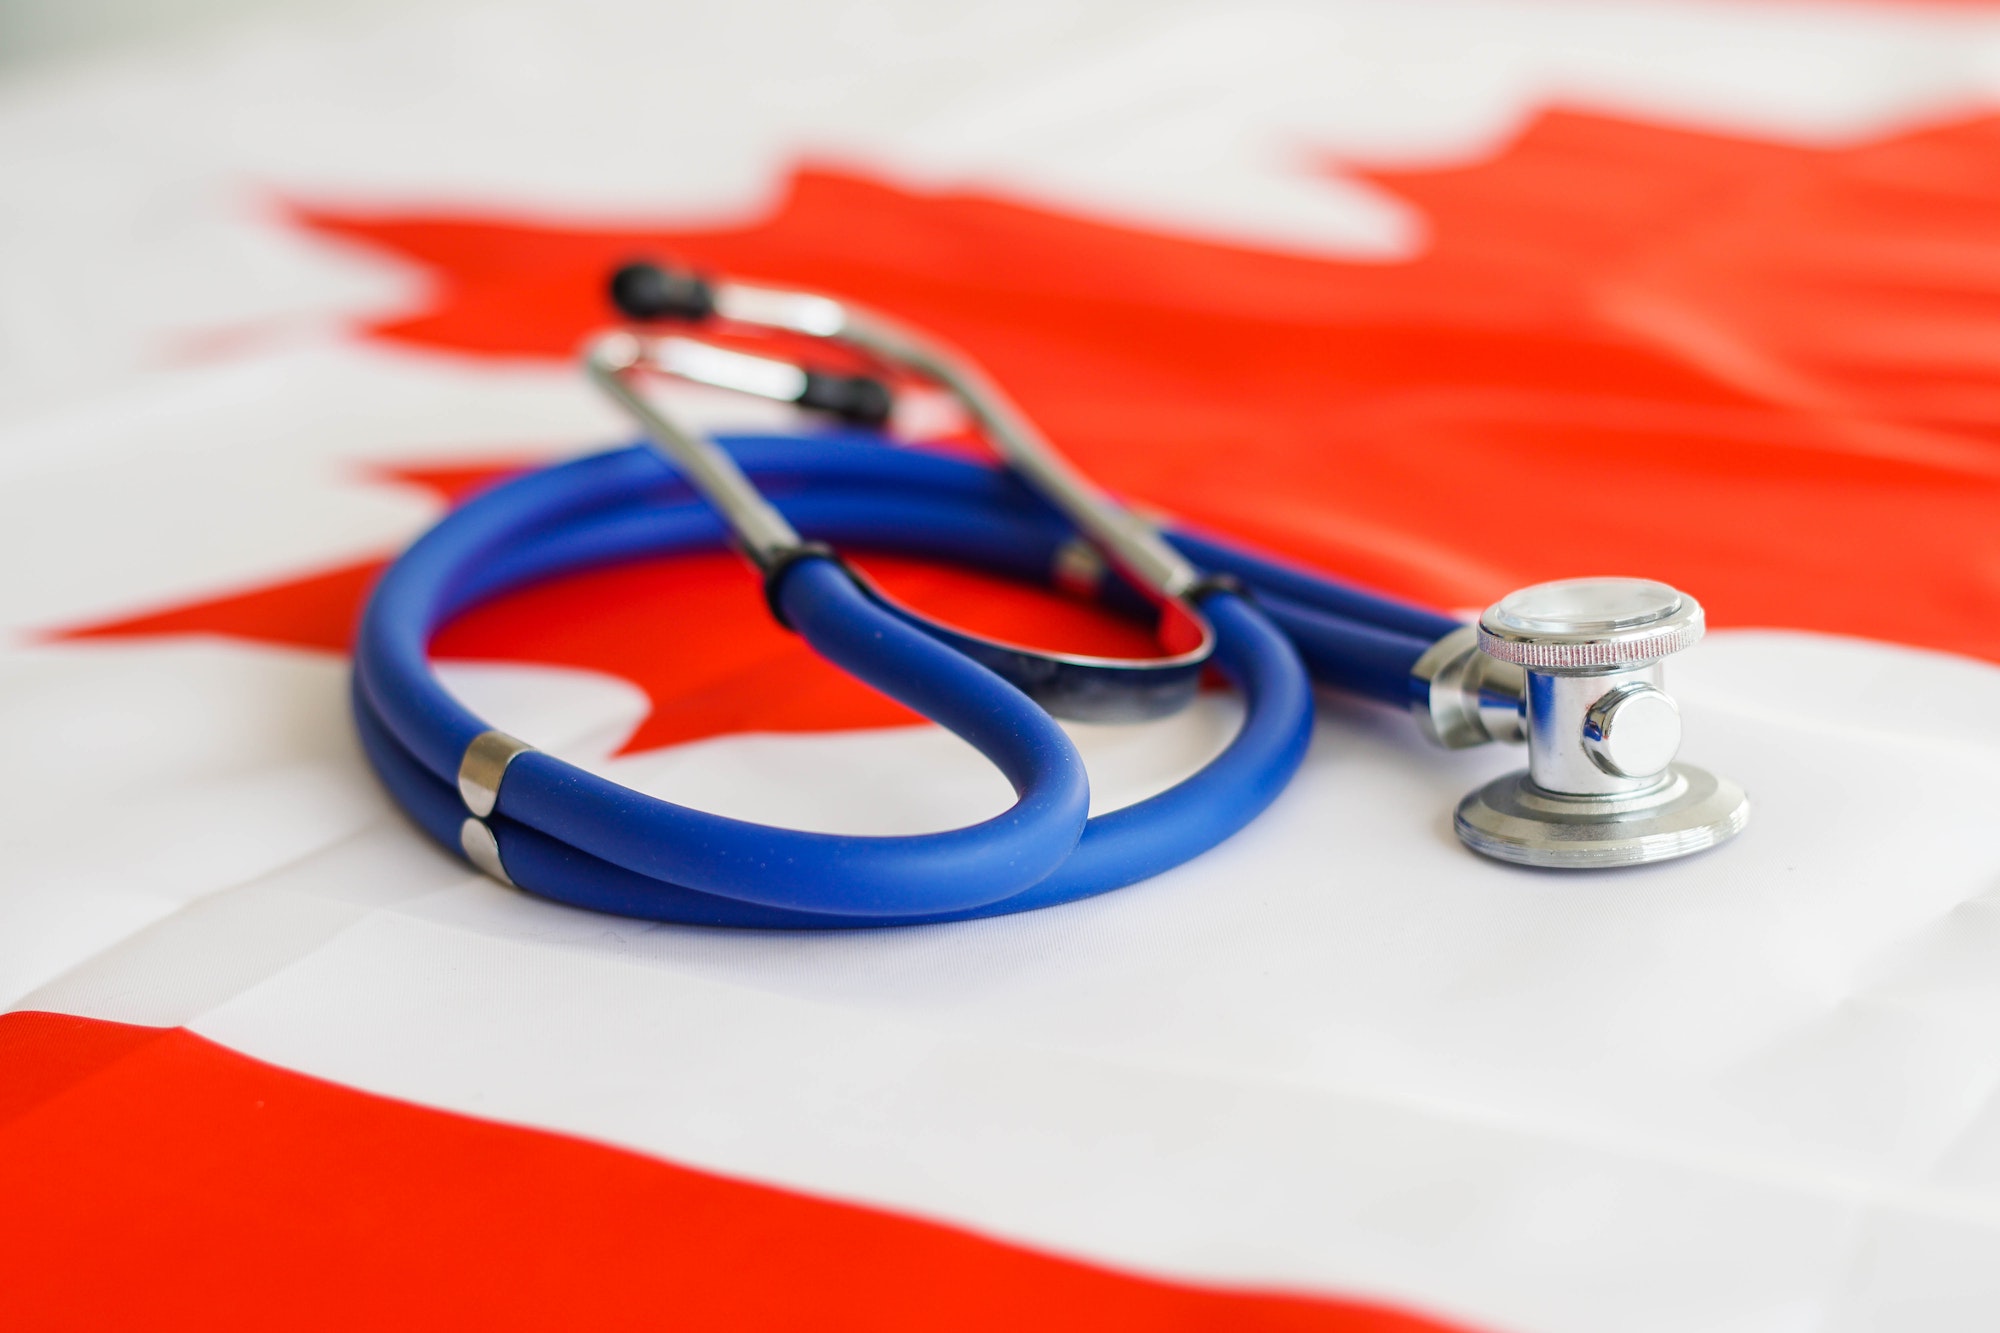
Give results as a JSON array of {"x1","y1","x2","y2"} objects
[{"x1": 351, "y1": 263, "x2": 1747, "y2": 928}]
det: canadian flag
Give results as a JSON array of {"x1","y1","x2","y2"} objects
[{"x1": 5, "y1": 3, "x2": 2000, "y2": 1330}]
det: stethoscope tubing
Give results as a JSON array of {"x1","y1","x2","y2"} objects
[
  {"x1": 353, "y1": 582, "x2": 1312, "y2": 928},
  {"x1": 354, "y1": 431, "x2": 1450, "y2": 926}
]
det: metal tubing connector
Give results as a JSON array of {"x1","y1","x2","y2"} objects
[{"x1": 1411, "y1": 625, "x2": 1526, "y2": 749}]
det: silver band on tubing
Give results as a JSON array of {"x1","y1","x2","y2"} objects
[
  {"x1": 456, "y1": 730, "x2": 535, "y2": 886},
  {"x1": 458, "y1": 729, "x2": 536, "y2": 819},
  {"x1": 459, "y1": 817, "x2": 516, "y2": 887}
]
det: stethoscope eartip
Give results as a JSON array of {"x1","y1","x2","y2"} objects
[
  {"x1": 609, "y1": 259, "x2": 715, "y2": 322},
  {"x1": 797, "y1": 370, "x2": 893, "y2": 428}
]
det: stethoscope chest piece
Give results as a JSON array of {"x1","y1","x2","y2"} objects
[{"x1": 1451, "y1": 577, "x2": 1750, "y2": 869}]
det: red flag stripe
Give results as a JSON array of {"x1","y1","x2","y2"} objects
[{"x1": 0, "y1": 1010, "x2": 1466, "y2": 1332}]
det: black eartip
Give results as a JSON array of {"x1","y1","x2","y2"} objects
[
  {"x1": 609, "y1": 261, "x2": 715, "y2": 322},
  {"x1": 798, "y1": 372, "x2": 894, "y2": 428}
]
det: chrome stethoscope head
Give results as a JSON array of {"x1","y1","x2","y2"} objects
[
  {"x1": 582, "y1": 260, "x2": 1217, "y2": 723},
  {"x1": 1416, "y1": 578, "x2": 1749, "y2": 868}
]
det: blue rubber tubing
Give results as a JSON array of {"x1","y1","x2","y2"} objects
[
  {"x1": 353, "y1": 583, "x2": 1311, "y2": 928},
  {"x1": 349, "y1": 432, "x2": 1445, "y2": 926},
  {"x1": 355, "y1": 462, "x2": 1092, "y2": 918}
]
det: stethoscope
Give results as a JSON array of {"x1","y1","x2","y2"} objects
[{"x1": 351, "y1": 262, "x2": 1749, "y2": 928}]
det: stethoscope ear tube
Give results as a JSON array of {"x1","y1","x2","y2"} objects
[{"x1": 588, "y1": 329, "x2": 1219, "y2": 724}]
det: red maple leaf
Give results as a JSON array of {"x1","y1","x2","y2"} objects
[{"x1": 61, "y1": 108, "x2": 2000, "y2": 750}]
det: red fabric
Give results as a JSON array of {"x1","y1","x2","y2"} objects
[{"x1": 0, "y1": 1011, "x2": 1460, "y2": 1332}]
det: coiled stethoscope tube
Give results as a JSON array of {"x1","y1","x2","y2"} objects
[{"x1": 351, "y1": 265, "x2": 1474, "y2": 926}]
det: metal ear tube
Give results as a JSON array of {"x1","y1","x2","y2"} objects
[{"x1": 1414, "y1": 577, "x2": 1749, "y2": 868}]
